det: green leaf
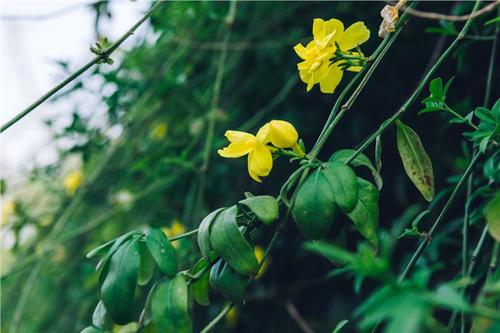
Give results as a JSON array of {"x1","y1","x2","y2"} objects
[
  {"x1": 330, "y1": 149, "x2": 383, "y2": 190},
  {"x1": 210, "y1": 206, "x2": 259, "y2": 276},
  {"x1": 322, "y1": 161, "x2": 358, "y2": 213},
  {"x1": 396, "y1": 120, "x2": 435, "y2": 202},
  {"x1": 292, "y1": 169, "x2": 337, "y2": 239},
  {"x1": 485, "y1": 192, "x2": 500, "y2": 242},
  {"x1": 429, "y1": 77, "x2": 443, "y2": 99},
  {"x1": 151, "y1": 276, "x2": 192, "y2": 333},
  {"x1": 209, "y1": 260, "x2": 248, "y2": 302},
  {"x1": 145, "y1": 228, "x2": 177, "y2": 278},
  {"x1": 94, "y1": 231, "x2": 140, "y2": 271},
  {"x1": 92, "y1": 301, "x2": 111, "y2": 330},
  {"x1": 238, "y1": 195, "x2": 279, "y2": 225},
  {"x1": 191, "y1": 257, "x2": 211, "y2": 306},
  {"x1": 137, "y1": 240, "x2": 156, "y2": 286},
  {"x1": 81, "y1": 327, "x2": 103, "y2": 333},
  {"x1": 303, "y1": 241, "x2": 355, "y2": 266},
  {"x1": 345, "y1": 177, "x2": 379, "y2": 247},
  {"x1": 100, "y1": 238, "x2": 140, "y2": 325},
  {"x1": 485, "y1": 16, "x2": 500, "y2": 26},
  {"x1": 197, "y1": 207, "x2": 225, "y2": 261},
  {"x1": 332, "y1": 320, "x2": 349, "y2": 333}
]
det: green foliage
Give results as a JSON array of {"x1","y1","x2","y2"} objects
[
  {"x1": 209, "y1": 206, "x2": 259, "y2": 276},
  {"x1": 464, "y1": 99, "x2": 500, "y2": 152},
  {"x1": 396, "y1": 120, "x2": 435, "y2": 202},
  {"x1": 485, "y1": 192, "x2": 500, "y2": 241},
  {"x1": 145, "y1": 228, "x2": 177, "y2": 277},
  {"x1": 2, "y1": 2, "x2": 499, "y2": 333},
  {"x1": 292, "y1": 168, "x2": 337, "y2": 239},
  {"x1": 151, "y1": 276, "x2": 192, "y2": 333},
  {"x1": 345, "y1": 177, "x2": 379, "y2": 247}
]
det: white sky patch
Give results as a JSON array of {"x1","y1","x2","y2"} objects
[{"x1": 0, "y1": 0, "x2": 150, "y2": 181}]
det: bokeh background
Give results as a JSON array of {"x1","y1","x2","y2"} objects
[{"x1": 1, "y1": 1, "x2": 497, "y2": 332}]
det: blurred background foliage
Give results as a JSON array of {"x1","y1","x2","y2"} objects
[{"x1": 1, "y1": 1, "x2": 498, "y2": 332}]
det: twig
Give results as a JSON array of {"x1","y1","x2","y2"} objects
[
  {"x1": 400, "y1": 152, "x2": 482, "y2": 280},
  {"x1": 285, "y1": 301, "x2": 316, "y2": 333},
  {"x1": 200, "y1": 303, "x2": 233, "y2": 333},
  {"x1": 346, "y1": 0, "x2": 482, "y2": 164},
  {"x1": 402, "y1": 1, "x2": 499, "y2": 21},
  {"x1": 0, "y1": 0, "x2": 167, "y2": 133}
]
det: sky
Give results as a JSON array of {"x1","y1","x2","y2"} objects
[{"x1": 0, "y1": 0, "x2": 150, "y2": 181}]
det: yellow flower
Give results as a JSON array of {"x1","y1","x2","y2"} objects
[
  {"x1": 218, "y1": 120, "x2": 301, "y2": 182},
  {"x1": 225, "y1": 306, "x2": 239, "y2": 329},
  {"x1": 162, "y1": 219, "x2": 185, "y2": 248},
  {"x1": 294, "y1": 18, "x2": 370, "y2": 94},
  {"x1": 254, "y1": 245, "x2": 270, "y2": 279},
  {"x1": 150, "y1": 122, "x2": 168, "y2": 140},
  {"x1": 63, "y1": 170, "x2": 83, "y2": 196}
]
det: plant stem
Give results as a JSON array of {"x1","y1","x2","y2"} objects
[
  {"x1": 460, "y1": 168, "x2": 474, "y2": 333},
  {"x1": 445, "y1": 105, "x2": 479, "y2": 130},
  {"x1": 0, "y1": 0, "x2": 167, "y2": 133},
  {"x1": 468, "y1": 225, "x2": 489, "y2": 276},
  {"x1": 200, "y1": 303, "x2": 234, "y2": 333},
  {"x1": 346, "y1": 0, "x2": 482, "y2": 164},
  {"x1": 168, "y1": 228, "x2": 198, "y2": 241},
  {"x1": 484, "y1": 6, "x2": 499, "y2": 108},
  {"x1": 400, "y1": 151, "x2": 482, "y2": 280}
]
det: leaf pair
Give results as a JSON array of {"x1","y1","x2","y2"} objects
[
  {"x1": 292, "y1": 159, "x2": 379, "y2": 246},
  {"x1": 197, "y1": 195, "x2": 279, "y2": 276},
  {"x1": 88, "y1": 228, "x2": 177, "y2": 325}
]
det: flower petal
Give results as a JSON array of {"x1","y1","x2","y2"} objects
[
  {"x1": 268, "y1": 120, "x2": 299, "y2": 148},
  {"x1": 247, "y1": 144, "x2": 273, "y2": 182},
  {"x1": 319, "y1": 64, "x2": 344, "y2": 94},
  {"x1": 293, "y1": 43, "x2": 309, "y2": 60},
  {"x1": 218, "y1": 130, "x2": 256, "y2": 158},
  {"x1": 313, "y1": 18, "x2": 344, "y2": 44},
  {"x1": 339, "y1": 22, "x2": 370, "y2": 51},
  {"x1": 256, "y1": 123, "x2": 270, "y2": 143}
]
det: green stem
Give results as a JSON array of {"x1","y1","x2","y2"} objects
[
  {"x1": 445, "y1": 105, "x2": 479, "y2": 130},
  {"x1": 468, "y1": 225, "x2": 489, "y2": 277},
  {"x1": 400, "y1": 151, "x2": 482, "y2": 281},
  {"x1": 346, "y1": 0, "x2": 482, "y2": 165},
  {"x1": 484, "y1": 7, "x2": 499, "y2": 108},
  {"x1": 168, "y1": 228, "x2": 198, "y2": 241},
  {"x1": 200, "y1": 303, "x2": 234, "y2": 333},
  {"x1": 0, "y1": 0, "x2": 166, "y2": 133}
]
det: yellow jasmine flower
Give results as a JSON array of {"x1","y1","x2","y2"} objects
[
  {"x1": 254, "y1": 245, "x2": 270, "y2": 279},
  {"x1": 218, "y1": 130, "x2": 273, "y2": 182},
  {"x1": 63, "y1": 170, "x2": 83, "y2": 196},
  {"x1": 294, "y1": 18, "x2": 370, "y2": 94},
  {"x1": 150, "y1": 122, "x2": 168, "y2": 140},
  {"x1": 225, "y1": 306, "x2": 239, "y2": 329},
  {"x1": 162, "y1": 219, "x2": 185, "y2": 248},
  {"x1": 218, "y1": 120, "x2": 301, "y2": 182}
]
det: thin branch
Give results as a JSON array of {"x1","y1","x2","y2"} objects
[
  {"x1": 285, "y1": 301, "x2": 316, "y2": 333},
  {"x1": 0, "y1": 0, "x2": 167, "y2": 133},
  {"x1": 200, "y1": 303, "x2": 233, "y2": 333},
  {"x1": 346, "y1": 0, "x2": 482, "y2": 164},
  {"x1": 400, "y1": 152, "x2": 482, "y2": 280},
  {"x1": 403, "y1": 1, "x2": 499, "y2": 21}
]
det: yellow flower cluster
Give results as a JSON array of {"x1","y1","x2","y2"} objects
[
  {"x1": 218, "y1": 120, "x2": 302, "y2": 182},
  {"x1": 294, "y1": 18, "x2": 370, "y2": 94}
]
